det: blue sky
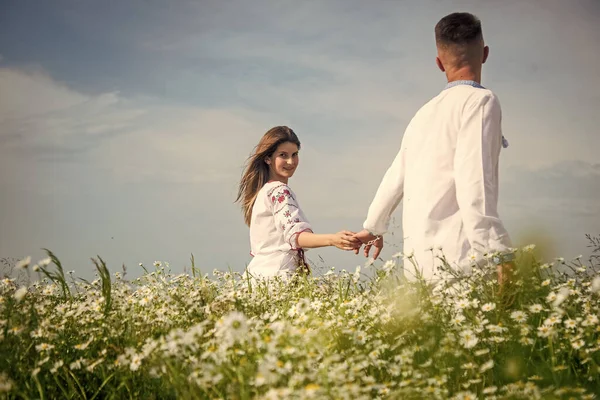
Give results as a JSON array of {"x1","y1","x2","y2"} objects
[{"x1": 1, "y1": 0, "x2": 599, "y2": 278}]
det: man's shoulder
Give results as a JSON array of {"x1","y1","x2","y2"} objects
[
  {"x1": 420, "y1": 86, "x2": 499, "y2": 106},
  {"x1": 455, "y1": 88, "x2": 501, "y2": 112},
  {"x1": 475, "y1": 89, "x2": 502, "y2": 110}
]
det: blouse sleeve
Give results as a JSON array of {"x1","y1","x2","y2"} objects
[
  {"x1": 268, "y1": 184, "x2": 313, "y2": 250},
  {"x1": 454, "y1": 93, "x2": 512, "y2": 256}
]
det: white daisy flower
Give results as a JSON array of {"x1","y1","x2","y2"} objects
[
  {"x1": 16, "y1": 257, "x2": 31, "y2": 270},
  {"x1": 529, "y1": 304, "x2": 543, "y2": 313},
  {"x1": 537, "y1": 325, "x2": 553, "y2": 338},
  {"x1": 564, "y1": 319, "x2": 577, "y2": 329},
  {"x1": 543, "y1": 315, "x2": 561, "y2": 326},
  {"x1": 452, "y1": 391, "x2": 477, "y2": 400},
  {"x1": 35, "y1": 343, "x2": 54, "y2": 352},
  {"x1": 451, "y1": 314, "x2": 466, "y2": 326},
  {"x1": 455, "y1": 299, "x2": 470, "y2": 310},
  {"x1": 591, "y1": 276, "x2": 600, "y2": 293},
  {"x1": 38, "y1": 257, "x2": 52, "y2": 267},
  {"x1": 510, "y1": 311, "x2": 527, "y2": 323},
  {"x1": 482, "y1": 386, "x2": 497, "y2": 394},
  {"x1": 130, "y1": 355, "x2": 142, "y2": 371},
  {"x1": 13, "y1": 287, "x2": 27, "y2": 302},
  {"x1": 50, "y1": 360, "x2": 64, "y2": 374},
  {"x1": 552, "y1": 287, "x2": 570, "y2": 308},
  {"x1": 480, "y1": 359, "x2": 494, "y2": 373},
  {"x1": 459, "y1": 329, "x2": 479, "y2": 349}
]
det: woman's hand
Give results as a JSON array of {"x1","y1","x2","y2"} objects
[{"x1": 331, "y1": 231, "x2": 362, "y2": 251}]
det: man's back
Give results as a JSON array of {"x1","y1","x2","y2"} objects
[
  {"x1": 399, "y1": 85, "x2": 511, "y2": 280},
  {"x1": 357, "y1": 12, "x2": 513, "y2": 284}
]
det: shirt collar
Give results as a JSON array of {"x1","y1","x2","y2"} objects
[{"x1": 444, "y1": 80, "x2": 485, "y2": 90}]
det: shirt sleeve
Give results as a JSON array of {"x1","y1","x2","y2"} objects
[
  {"x1": 454, "y1": 93, "x2": 512, "y2": 256},
  {"x1": 363, "y1": 142, "x2": 406, "y2": 236},
  {"x1": 269, "y1": 184, "x2": 313, "y2": 250}
]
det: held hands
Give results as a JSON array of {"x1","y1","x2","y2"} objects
[
  {"x1": 331, "y1": 231, "x2": 363, "y2": 251},
  {"x1": 353, "y1": 229, "x2": 384, "y2": 259}
]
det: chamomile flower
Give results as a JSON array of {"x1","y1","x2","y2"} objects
[
  {"x1": 564, "y1": 319, "x2": 577, "y2": 329},
  {"x1": 455, "y1": 299, "x2": 470, "y2": 310},
  {"x1": 35, "y1": 343, "x2": 54, "y2": 352},
  {"x1": 510, "y1": 311, "x2": 528, "y2": 323},
  {"x1": 529, "y1": 304, "x2": 543, "y2": 313},
  {"x1": 130, "y1": 355, "x2": 142, "y2": 371},
  {"x1": 459, "y1": 329, "x2": 479, "y2": 349},
  {"x1": 537, "y1": 325, "x2": 553, "y2": 338},
  {"x1": 451, "y1": 314, "x2": 466, "y2": 326},
  {"x1": 15, "y1": 257, "x2": 31, "y2": 270},
  {"x1": 591, "y1": 276, "x2": 600, "y2": 293},
  {"x1": 13, "y1": 287, "x2": 27, "y2": 302},
  {"x1": 480, "y1": 359, "x2": 494, "y2": 373}
]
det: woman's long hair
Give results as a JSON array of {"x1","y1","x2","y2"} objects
[{"x1": 236, "y1": 126, "x2": 301, "y2": 226}]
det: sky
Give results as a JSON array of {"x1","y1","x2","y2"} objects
[{"x1": 1, "y1": 0, "x2": 599, "y2": 279}]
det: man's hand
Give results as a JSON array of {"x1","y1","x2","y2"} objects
[{"x1": 353, "y1": 229, "x2": 384, "y2": 259}]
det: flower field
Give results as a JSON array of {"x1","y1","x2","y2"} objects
[{"x1": 1, "y1": 246, "x2": 600, "y2": 399}]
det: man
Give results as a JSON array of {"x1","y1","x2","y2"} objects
[{"x1": 355, "y1": 12, "x2": 513, "y2": 284}]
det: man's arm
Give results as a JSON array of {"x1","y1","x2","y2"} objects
[
  {"x1": 357, "y1": 142, "x2": 406, "y2": 259},
  {"x1": 362, "y1": 144, "x2": 406, "y2": 236},
  {"x1": 454, "y1": 93, "x2": 512, "y2": 258}
]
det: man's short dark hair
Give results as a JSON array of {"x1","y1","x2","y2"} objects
[{"x1": 435, "y1": 12, "x2": 483, "y2": 47}]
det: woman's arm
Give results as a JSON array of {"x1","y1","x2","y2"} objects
[
  {"x1": 297, "y1": 231, "x2": 360, "y2": 251},
  {"x1": 269, "y1": 184, "x2": 361, "y2": 252}
]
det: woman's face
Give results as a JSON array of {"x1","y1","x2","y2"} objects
[{"x1": 266, "y1": 141, "x2": 299, "y2": 183}]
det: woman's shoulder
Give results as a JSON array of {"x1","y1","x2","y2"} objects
[
  {"x1": 263, "y1": 180, "x2": 290, "y2": 192},
  {"x1": 262, "y1": 181, "x2": 296, "y2": 205}
]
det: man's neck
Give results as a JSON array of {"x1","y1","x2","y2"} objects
[{"x1": 446, "y1": 66, "x2": 481, "y2": 84}]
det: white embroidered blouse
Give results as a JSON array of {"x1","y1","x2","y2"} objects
[{"x1": 246, "y1": 181, "x2": 313, "y2": 278}]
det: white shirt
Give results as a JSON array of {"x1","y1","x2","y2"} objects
[
  {"x1": 246, "y1": 181, "x2": 313, "y2": 278},
  {"x1": 363, "y1": 84, "x2": 512, "y2": 281}
]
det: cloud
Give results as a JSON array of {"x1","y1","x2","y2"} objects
[
  {"x1": 0, "y1": 66, "x2": 276, "y2": 277},
  {"x1": 0, "y1": 68, "x2": 146, "y2": 165},
  {"x1": 499, "y1": 160, "x2": 600, "y2": 258},
  {"x1": 2, "y1": 62, "x2": 598, "y2": 278},
  {"x1": 0, "y1": 66, "x2": 268, "y2": 176},
  {"x1": 504, "y1": 161, "x2": 600, "y2": 202},
  {"x1": 1, "y1": 0, "x2": 599, "y2": 276},
  {"x1": 0, "y1": 68, "x2": 86, "y2": 120}
]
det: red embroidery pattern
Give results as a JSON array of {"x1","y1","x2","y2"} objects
[
  {"x1": 268, "y1": 184, "x2": 306, "y2": 230},
  {"x1": 270, "y1": 187, "x2": 292, "y2": 204}
]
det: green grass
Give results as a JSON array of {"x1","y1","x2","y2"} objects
[{"x1": 1, "y1": 246, "x2": 599, "y2": 399}]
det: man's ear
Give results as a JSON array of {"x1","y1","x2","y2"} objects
[
  {"x1": 482, "y1": 45, "x2": 489, "y2": 64},
  {"x1": 436, "y1": 56, "x2": 445, "y2": 72}
]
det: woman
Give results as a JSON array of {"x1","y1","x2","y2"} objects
[{"x1": 236, "y1": 126, "x2": 360, "y2": 278}]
